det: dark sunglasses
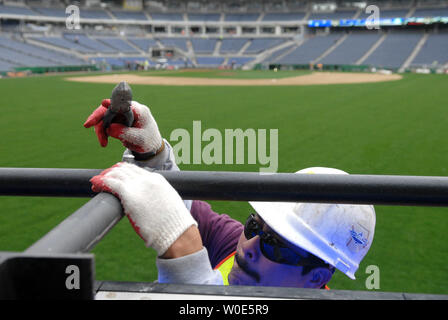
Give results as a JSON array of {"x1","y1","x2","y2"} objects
[{"x1": 244, "y1": 213, "x2": 328, "y2": 268}]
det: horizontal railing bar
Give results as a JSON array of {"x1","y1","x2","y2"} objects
[
  {"x1": 25, "y1": 193, "x2": 123, "y2": 254},
  {"x1": 1, "y1": 167, "x2": 448, "y2": 206}
]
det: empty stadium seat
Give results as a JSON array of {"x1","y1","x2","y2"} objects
[
  {"x1": 244, "y1": 38, "x2": 287, "y2": 54},
  {"x1": 225, "y1": 13, "x2": 260, "y2": 21},
  {"x1": 0, "y1": 35, "x2": 84, "y2": 66},
  {"x1": 276, "y1": 33, "x2": 342, "y2": 64},
  {"x1": 411, "y1": 32, "x2": 448, "y2": 66},
  {"x1": 190, "y1": 38, "x2": 218, "y2": 54},
  {"x1": 0, "y1": 4, "x2": 40, "y2": 16},
  {"x1": 196, "y1": 56, "x2": 224, "y2": 67},
  {"x1": 363, "y1": 31, "x2": 424, "y2": 68},
  {"x1": 159, "y1": 38, "x2": 189, "y2": 52},
  {"x1": 319, "y1": 31, "x2": 382, "y2": 65},
  {"x1": 220, "y1": 38, "x2": 250, "y2": 53},
  {"x1": 188, "y1": 13, "x2": 221, "y2": 21},
  {"x1": 93, "y1": 37, "x2": 140, "y2": 54},
  {"x1": 262, "y1": 12, "x2": 306, "y2": 21}
]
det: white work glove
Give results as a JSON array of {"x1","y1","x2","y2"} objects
[
  {"x1": 90, "y1": 162, "x2": 197, "y2": 256},
  {"x1": 84, "y1": 99, "x2": 164, "y2": 159}
]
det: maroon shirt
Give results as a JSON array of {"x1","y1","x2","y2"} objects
[{"x1": 190, "y1": 200, "x2": 244, "y2": 269}]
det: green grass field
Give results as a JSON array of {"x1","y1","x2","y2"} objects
[{"x1": 0, "y1": 70, "x2": 447, "y2": 295}]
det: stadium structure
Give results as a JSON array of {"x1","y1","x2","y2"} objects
[{"x1": 0, "y1": 0, "x2": 447, "y2": 75}]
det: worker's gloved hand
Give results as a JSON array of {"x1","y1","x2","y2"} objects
[
  {"x1": 90, "y1": 162, "x2": 197, "y2": 256},
  {"x1": 84, "y1": 99, "x2": 163, "y2": 156}
]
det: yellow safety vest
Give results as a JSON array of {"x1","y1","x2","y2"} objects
[
  {"x1": 214, "y1": 252, "x2": 236, "y2": 286},
  {"x1": 214, "y1": 251, "x2": 330, "y2": 289}
]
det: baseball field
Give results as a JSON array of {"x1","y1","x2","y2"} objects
[{"x1": 0, "y1": 69, "x2": 447, "y2": 294}]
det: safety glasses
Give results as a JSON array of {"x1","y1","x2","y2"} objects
[{"x1": 244, "y1": 213, "x2": 328, "y2": 268}]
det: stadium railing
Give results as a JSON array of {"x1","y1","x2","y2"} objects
[{"x1": 0, "y1": 167, "x2": 448, "y2": 299}]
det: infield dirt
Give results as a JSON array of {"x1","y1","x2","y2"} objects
[{"x1": 66, "y1": 71, "x2": 402, "y2": 86}]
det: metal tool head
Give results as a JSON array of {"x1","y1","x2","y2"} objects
[
  {"x1": 110, "y1": 81, "x2": 133, "y2": 113},
  {"x1": 103, "y1": 81, "x2": 134, "y2": 129}
]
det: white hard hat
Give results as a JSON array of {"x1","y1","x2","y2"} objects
[{"x1": 249, "y1": 167, "x2": 376, "y2": 280}]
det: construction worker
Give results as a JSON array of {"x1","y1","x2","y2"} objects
[{"x1": 84, "y1": 99, "x2": 376, "y2": 288}]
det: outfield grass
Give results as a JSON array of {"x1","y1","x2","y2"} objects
[{"x1": 0, "y1": 70, "x2": 447, "y2": 294}]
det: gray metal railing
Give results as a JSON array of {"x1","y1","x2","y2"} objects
[{"x1": 1, "y1": 167, "x2": 448, "y2": 300}]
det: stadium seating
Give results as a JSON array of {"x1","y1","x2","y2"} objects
[
  {"x1": 190, "y1": 38, "x2": 218, "y2": 54},
  {"x1": 262, "y1": 44, "x2": 296, "y2": 63},
  {"x1": 93, "y1": 37, "x2": 140, "y2": 54},
  {"x1": 308, "y1": 10, "x2": 357, "y2": 20},
  {"x1": 225, "y1": 13, "x2": 260, "y2": 21},
  {"x1": 150, "y1": 13, "x2": 184, "y2": 21},
  {"x1": 363, "y1": 31, "x2": 424, "y2": 68},
  {"x1": 0, "y1": 45, "x2": 57, "y2": 67},
  {"x1": 319, "y1": 31, "x2": 382, "y2": 65},
  {"x1": 196, "y1": 56, "x2": 225, "y2": 67},
  {"x1": 158, "y1": 38, "x2": 189, "y2": 52},
  {"x1": 244, "y1": 38, "x2": 288, "y2": 54},
  {"x1": 110, "y1": 10, "x2": 148, "y2": 21},
  {"x1": 30, "y1": 35, "x2": 97, "y2": 54},
  {"x1": 63, "y1": 34, "x2": 118, "y2": 53},
  {"x1": 187, "y1": 13, "x2": 221, "y2": 22},
  {"x1": 128, "y1": 38, "x2": 159, "y2": 52},
  {"x1": 262, "y1": 12, "x2": 307, "y2": 21},
  {"x1": 79, "y1": 9, "x2": 111, "y2": 20},
  {"x1": 411, "y1": 32, "x2": 448, "y2": 66},
  {"x1": 220, "y1": 38, "x2": 250, "y2": 53},
  {"x1": 0, "y1": 4, "x2": 40, "y2": 15},
  {"x1": 227, "y1": 56, "x2": 255, "y2": 67},
  {"x1": 0, "y1": 59, "x2": 17, "y2": 72},
  {"x1": 0, "y1": 35, "x2": 85, "y2": 66},
  {"x1": 1, "y1": 0, "x2": 446, "y2": 73},
  {"x1": 276, "y1": 33, "x2": 342, "y2": 64},
  {"x1": 413, "y1": 6, "x2": 448, "y2": 17},
  {"x1": 31, "y1": 7, "x2": 66, "y2": 18}
]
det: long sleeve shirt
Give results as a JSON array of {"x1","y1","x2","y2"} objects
[{"x1": 123, "y1": 140, "x2": 243, "y2": 285}]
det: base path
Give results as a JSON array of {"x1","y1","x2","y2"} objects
[{"x1": 66, "y1": 72, "x2": 402, "y2": 86}]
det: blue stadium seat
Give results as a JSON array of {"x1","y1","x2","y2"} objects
[
  {"x1": 110, "y1": 10, "x2": 148, "y2": 21},
  {"x1": 220, "y1": 38, "x2": 250, "y2": 53},
  {"x1": 227, "y1": 56, "x2": 254, "y2": 66},
  {"x1": 93, "y1": 37, "x2": 140, "y2": 54},
  {"x1": 31, "y1": 35, "x2": 97, "y2": 54},
  {"x1": 128, "y1": 38, "x2": 159, "y2": 52},
  {"x1": 196, "y1": 56, "x2": 224, "y2": 66},
  {"x1": 225, "y1": 13, "x2": 260, "y2": 21},
  {"x1": 188, "y1": 13, "x2": 221, "y2": 21},
  {"x1": 0, "y1": 35, "x2": 84, "y2": 66},
  {"x1": 159, "y1": 38, "x2": 189, "y2": 52},
  {"x1": 150, "y1": 13, "x2": 184, "y2": 21},
  {"x1": 31, "y1": 7, "x2": 66, "y2": 18},
  {"x1": 64, "y1": 34, "x2": 117, "y2": 53},
  {"x1": 363, "y1": 31, "x2": 424, "y2": 68},
  {"x1": 308, "y1": 10, "x2": 357, "y2": 20},
  {"x1": 276, "y1": 34, "x2": 342, "y2": 64},
  {"x1": 190, "y1": 38, "x2": 217, "y2": 54},
  {"x1": 319, "y1": 32, "x2": 382, "y2": 65},
  {"x1": 0, "y1": 4, "x2": 40, "y2": 16},
  {"x1": 411, "y1": 32, "x2": 448, "y2": 66},
  {"x1": 413, "y1": 7, "x2": 448, "y2": 17},
  {"x1": 80, "y1": 9, "x2": 111, "y2": 20},
  {"x1": 262, "y1": 12, "x2": 306, "y2": 21},
  {"x1": 244, "y1": 38, "x2": 287, "y2": 54}
]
